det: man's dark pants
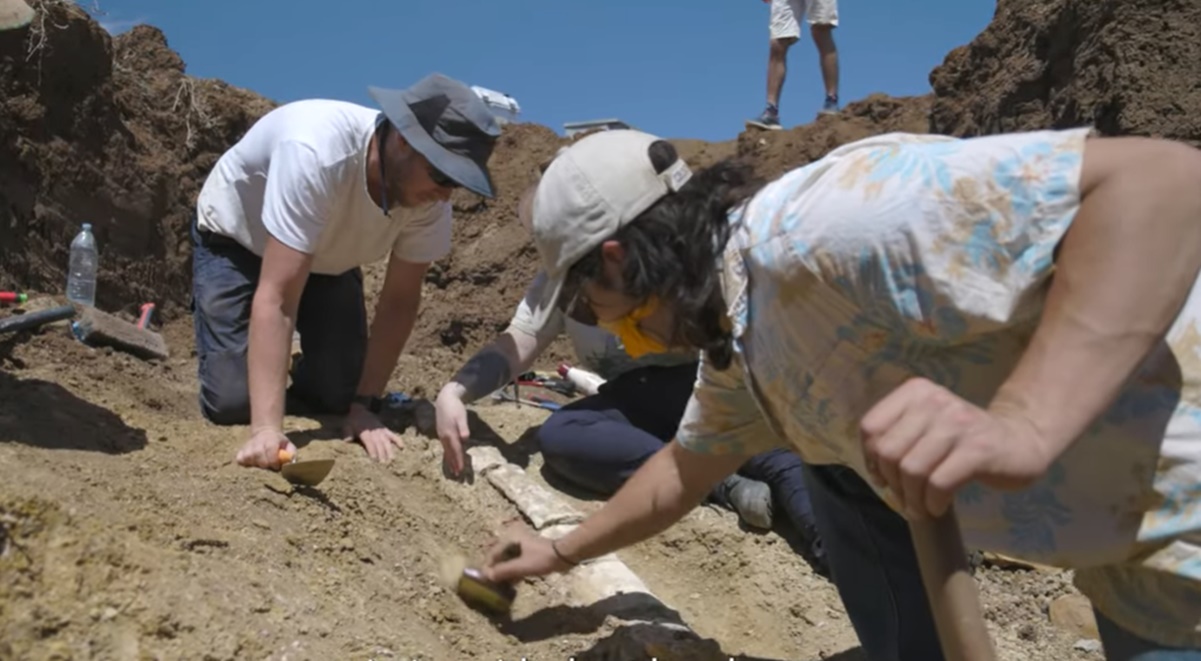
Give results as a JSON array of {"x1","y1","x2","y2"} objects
[{"x1": 190, "y1": 216, "x2": 367, "y2": 425}]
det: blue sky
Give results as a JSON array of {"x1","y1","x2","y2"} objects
[{"x1": 87, "y1": 0, "x2": 994, "y2": 143}]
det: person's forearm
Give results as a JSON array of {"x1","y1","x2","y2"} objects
[
  {"x1": 247, "y1": 290, "x2": 296, "y2": 432},
  {"x1": 355, "y1": 295, "x2": 420, "y2": 398},
  {"x1": 555, "y1": 443, "x2": 740, "y2": 563},
  {"x1": 446, "y1": 331, "x2": 539, "y2": 403},
  {"x1": 992, "y1": 139, "x2": 1201, "y2": 455}
]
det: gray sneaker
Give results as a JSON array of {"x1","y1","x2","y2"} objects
[
  {"x1": 818, "y1": 95, "x2": 839, "y2": 116},
  {"x1": 745, "y1": 107, "x2": 783, "y2": 131},
  {"x1": 717, "y1": 474, "x2": 774, "y2": 530}
]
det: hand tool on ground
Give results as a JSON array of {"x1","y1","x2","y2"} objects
[
  {"x1": 0, "y1": 304, "x2": 75, "y2": 336},
  {"x1": 137, "y1": 302, "x2": 156, "y2": 329},
  {"x1": 70, "y1": 304, "x2": 170, "y2": 361},
  {"x1": 437, "y1": 542, "x2": 521, "y2": 616},
  {"x1": 492, "y1": 389, "x2": 560, "y2": 411},
  {"x1": 516, "y1": 371, "x2": 577, "y2": 397},
  {"x1": 0, "y1": 0, "x2": 34, "y2": 31},
  {"x1": 910, "y1": 507, "x2": 998, "y2": 661},
  {"x1": 0, "y1": 292, "x2": 27, "y2": 305},
  {"x1": 276, "y1": 449, "x2": 336, "y2": 487}
]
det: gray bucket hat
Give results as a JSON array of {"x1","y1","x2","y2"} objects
[{"x1": 368, "y1": 73, "x2": 502, "y2": 198}]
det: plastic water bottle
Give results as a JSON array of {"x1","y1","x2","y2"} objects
[{"x1": 66, "y1": 223, "x2": 98, "y2": 307}]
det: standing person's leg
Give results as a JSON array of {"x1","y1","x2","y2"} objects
[
  {"x1": 740, "y1": 448, "x2": 827, "y2": 573},
  {"x1": 803, "y1": 462, "x2": 944, "y2": 661},
  {"x1": 191, "y1": 215, "x2": 262, "y2": 426},
  {"x1": 289, "y1": 268, "x2": 368, "y2": 414},
  {"x1": 806, "y1": 0, "x2": 840, "y2": 114},
  {"x1": 748, "y1": 0, "x2": 801, "y2": 130}
]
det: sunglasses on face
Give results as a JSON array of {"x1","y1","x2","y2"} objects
[
  {"x1": 428, "y1": 164, "x2": 459, "y2": 189},
  {"x1": 556, "y1": 280, "x2": 599, "y2": 326}
]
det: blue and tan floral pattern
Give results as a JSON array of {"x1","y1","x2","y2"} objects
[{"x1": 676, "y1": 127, "x2": 1201, "y2": 648}]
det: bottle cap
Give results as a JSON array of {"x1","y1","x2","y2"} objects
[
  {"x1": 557, "y1": 363, "x2": 571, "y2": 378},
  {"x1": 82, "y1": 223, "x2": 92, "y2": 231}
]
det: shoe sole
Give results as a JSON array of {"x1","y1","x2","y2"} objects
[{"x1": 745, "y1": 120, "x2": 783, "y2": 131}]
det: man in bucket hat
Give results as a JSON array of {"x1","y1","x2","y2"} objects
[{"x1": 189, "y1": 72, "x2": 500, "y2": 470}]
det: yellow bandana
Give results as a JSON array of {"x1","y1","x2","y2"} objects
[{"x1": 598, "y1": 297, "x2": 668, "y2": 359}]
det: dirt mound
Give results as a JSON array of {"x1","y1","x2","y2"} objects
[
  {"x1": 407, "y1": 123, "x2": 568, "y2": 356},
  {"x1": 930, "y1": 0, "x2": 1201, "y2": 144},
  {"x1": 737, "y1": 93, "x2": 932, "y2": 180},
  {"x1": 0, "y1": 1, "x2": 273, "y2": 320}
]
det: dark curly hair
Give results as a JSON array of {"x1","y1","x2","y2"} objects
[{"x1": 561, "y1": 141, "x2": 765, "y2": 370}]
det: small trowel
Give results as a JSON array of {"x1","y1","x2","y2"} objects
[{"x1": 276, "y1": 449, "x2": 335, "y2": 487}]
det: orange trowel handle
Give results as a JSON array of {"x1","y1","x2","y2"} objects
[
  {"x1": 910, "y1": 508, "x2": 998, "y2": 661},
  {"x1": 277, "y1": 449, "x2": 294, "y2": 463}
]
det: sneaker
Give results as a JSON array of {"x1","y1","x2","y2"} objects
[
  {"x1": 818, "y1": 95, "x2": 839, "y2": 116},
  {"x1": 745, "y1": 107, "x2": 783, "y2": 131},
  {"x1": 717, "y1": 474, "x2": 774, "y2": 530}
]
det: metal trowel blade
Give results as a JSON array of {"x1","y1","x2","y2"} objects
[{"x1": 281, "y1": 458, "x2": 335, "y2": 486}]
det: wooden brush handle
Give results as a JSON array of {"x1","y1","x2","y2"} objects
[{"x1": 910, "y1": 508, "x2": 997, "y2": 661}]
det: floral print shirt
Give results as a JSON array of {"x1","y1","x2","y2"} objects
[{"x1": 676, "y1": 127, "x2": 1201, "y2": 647}]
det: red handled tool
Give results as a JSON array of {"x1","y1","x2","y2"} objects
[
  {"x1": 0, "y1": 292, "x2": 27, "y2": 305},
  {"x1": 137, "y1": 302, "x2": 155, "y2": 329}
]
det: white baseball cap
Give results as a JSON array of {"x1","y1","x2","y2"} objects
[{"x1": 526, "y1": 129, "x2": 693, "y2": 329}]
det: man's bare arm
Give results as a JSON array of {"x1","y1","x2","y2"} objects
[
  {"x1": 248, "y1": 236, "x2": 312, "y2": 433},
  {"x1": 354, "y1": 255, "x2": 428, "y2": 401},
  {"x1": 992, "y1": 137, "x2": 1201, "y2": 456},
  {"x1": 444, "y1": 329, "x2": 543, "y2": 404}
]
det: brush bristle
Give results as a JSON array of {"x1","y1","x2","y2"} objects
[{"x1": 438, "y1": 551, "x2": 468, "y2": 590}]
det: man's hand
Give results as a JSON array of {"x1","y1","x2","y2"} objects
[
  {"x1": 860, "y1": 377, "x2": 1053, "y2": 521},
  {"x1": 344, "y1": 403, "x2": 404, "y2": 462},
  {"x1": 483, "y1": 524, "x2": 574, "y2": 584},
  {"x1": 435, "y1": 384, "x2": 471, "y2": 477},
  {"x1": 236, "y1": 427, "x2": 297, "y2": 470}
]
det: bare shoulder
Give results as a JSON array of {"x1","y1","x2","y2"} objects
[{"x1": 1080, "y1": 134, "x2": 1201, "y2": 195}]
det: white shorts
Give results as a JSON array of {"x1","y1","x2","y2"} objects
[{"x1": 769, "y1": 0, "x2": 838, "y2": 40}]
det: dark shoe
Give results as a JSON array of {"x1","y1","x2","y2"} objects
[
  {"x1": 818, "y1": 95, "x2": 839, "y2": 116},
  {"x1": 745, "y1": 107, "x2": 783, "y2": 131},
  {"x1": 717, "y1": 474, "x2": 774, "y2": 530},
  {"x1": 803, "y1": 528, "x2": 830, "y2": 578}
]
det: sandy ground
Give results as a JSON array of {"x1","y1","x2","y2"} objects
[{"x1": 0, "y1": 307, "x2": 1102, "y2": 661}]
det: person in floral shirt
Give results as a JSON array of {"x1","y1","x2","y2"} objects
[{"x1": 480, "y1": 127, "x2": 1201, "y2": 660}]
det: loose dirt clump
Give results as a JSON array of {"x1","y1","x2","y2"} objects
[{"x1": 929, "y1": 0, "x2": 1201, "y2": 144}]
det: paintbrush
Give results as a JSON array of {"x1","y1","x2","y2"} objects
[{"x1": 437, "y1": 545, "x2": 520, "y2": 616}]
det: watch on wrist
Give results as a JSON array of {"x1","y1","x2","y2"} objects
[{"x1": 351, "y1": 394, "x2": 383, "y2": 414}]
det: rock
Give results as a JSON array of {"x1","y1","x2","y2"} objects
[
  {"x1": 1049, "y1": 594, "x2": 1100, "y2": 640},
  {"x1": 1074, "y1": 638, "x2": 1103, "y2": 652},
  {"x1": 484, "y1": 463, "x2": 581, "y2": 529}
]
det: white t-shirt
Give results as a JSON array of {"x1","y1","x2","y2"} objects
[
  {"x1": 196, "y1": 99, "x2": 452, "y2": 275},
  {"x1": 507, "y1": 271, "x2": 698, "y2": 380}
]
